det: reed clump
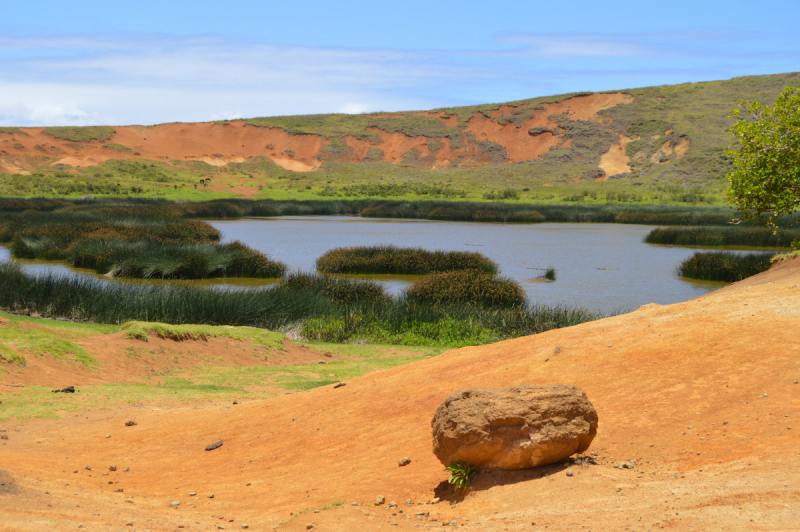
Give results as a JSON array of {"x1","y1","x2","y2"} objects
[
  {"x1": 316, "y1": 245, "x2": 498, "y2": 275},
  {"x1": 279, "y1": 272, "x2": 389, "y2": 305},
  {"x1": 677, "y1": 251, "x2": 775, "y2": 282},
  {"x1": 646, "y1": 227, "x2": 800, "y2": 248},
  {"x1": 0, "y1": 208, "x2": 285, "y2": 279},
  {"x1": 404, "y1": 269, "x2": 525, "y2": 308}
]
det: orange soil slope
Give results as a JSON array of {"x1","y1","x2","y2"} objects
[
  {"x1": 1, "y1": 259, "x2": 799, "y2": 531},
  {"x1": 0, "y1": 93, "x2": 685, "y2": 176},
  {"x1": 0, "y1": 325, "x2": 336, "y2": 388}
]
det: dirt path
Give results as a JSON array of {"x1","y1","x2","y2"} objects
[{"x1": 0, "y1": 259, "x2": 798, "y2": 531}]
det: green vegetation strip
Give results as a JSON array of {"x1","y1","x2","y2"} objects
[
  {"x1": 645, "y1": 226, "x2": 800, "y2": 248},
  {"x1": 316, "y1": 245, "x2": 498, "y2": 275},
  {"x1": 677, "y1": 251, "x2": 776, "y2": 282},
  {"x1": 0, "y1": 197, "x2": 747, "y2": 225},
  {"x1": 0, "y1": 263, "x2": 600, "y2": 347}
]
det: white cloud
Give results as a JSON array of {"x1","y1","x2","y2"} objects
[
  {"x1": 338, "y1": 103, "x2": 371, "y2": 114},
  {"x1": 0, "y1": 31, "x2": 789, "y2": 126},
  {"x1": 0, "y1": 34, "x2": 471, "y2": 125}
]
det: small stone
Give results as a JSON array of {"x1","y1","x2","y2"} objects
[
  {"x1": 73, "y1": 469, "x2": 78, "y2": 473},
  {"x1": 430, "y1": 498, "x2": 440, "y2": 504},
  {"x1": 388, "y1": 501, "x2": 397, "y2": 508},
  {"x1": 687, "y1": 426, "x2": 692, "y2": 429},
  {"x1": 566, "y1": 468, "x2": 574, "y2": 477},
  {"x1": 323, "y1": 352, "x2": 332, "y2": 357},
  {"x1": 205, "y1": 440, "x2": 224, "y2": 451},
  {"x1": 0, "y1": 435, "x2": 7, "y2": 440},
  {"x1": 125, "y1": 420, "x2": 137, "y2": 427},
  {"x1": 398, "y1": 457, "x2": 411, "y2": 467},
  {"x1": 242, "y1": 526, "x2": 249, "y2": 530},
  {"x1": 189, "y1": 491, "x2": 197, "y2": 496},
  {"x1": 334, "y1": 382, "x2": 346, "y2": 389},
  {"x1": 209, "y1": 494, "x2": 215, "y2": 498},
  {"x1": 114, "y1": 488, "x2": 124, "y2": 492},
  {"x1": 105, "y1": 434, "x2": 111, "y2": 438},
  {"x1": 318, "y1": 361, "x2": 326, "y2": 364},
  {"x1": 350, "y1": 502, "x2": 358, "y2": 506},
  {"x1": 763, "y1": 393, "x2": 769, "y2": 397},
  {"x1": 125, "y1": 499, "x2": 134, "y2": 503},
  {"x1": 306, "y1": 525, "x2": 314, "y2": 530},
  {"x1": 169, "y1": 500, "x2": 181, "y2": 507},
  {"x1": 405, "y1": 499, "x2": 412, "y2": 504},
  {"x1": 109, "y1": 465, "x2": 117, "y2": 472},
  {"x1": 376, "y1": 495, "x2": 385, "y2": 505},
  {"x1": 621, "y1": 462, "x2": 634, "y2": 469},
  {"x1": 723, "y1": 421, "x2": 728, "y2": 425},
  {"x1": 85, "y1": 465, "x2": 92, "y2": 471}
]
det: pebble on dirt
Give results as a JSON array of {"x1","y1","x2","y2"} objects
[
  {"x1": 125, "y1": 420, "x2": 137, "y2": 427},
  {"x1": 205, "y1": 440, "x2": 224, "y2": 451},
  {"x1": 376, "y1": 495, "x2": 385, "y2": 505},
  {"x1": 169, "y1": 500, "x2": 181, "y2": 507},
  {"x1": 109, "y1": 465, "x2": 117, "y2": 471},
  {"x1": 398, "y1": 457, "x2": 411, "y2": 467}
]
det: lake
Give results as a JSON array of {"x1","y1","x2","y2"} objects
[
  {"x1": 1, "y1": 217, "x2": 730, "y2": 313},
  {"x1": 210, "y1": 217, "x2": 725, "y2": 313}
]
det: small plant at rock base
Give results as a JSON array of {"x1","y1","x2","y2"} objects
[
  {"x1": 544, "y1": 268, "x2": 556, "y2": 281},
  {"x1": 445, "y1": 461, "x2": 475, "y2": 492}
]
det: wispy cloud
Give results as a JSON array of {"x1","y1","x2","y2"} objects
[
  {"x1": 494, "y1": 31, "x2": 746, "y2": 58},
  {"x1": 0, "y1": 34, "x2": 478, "y2": 125},
  {"x1": 0, "y1": 31, "x2": 793, "y2": 126}
]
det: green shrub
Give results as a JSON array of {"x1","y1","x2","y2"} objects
[
  {"x1": 677, "y1": 251, "x2": 775, "y2": 282},
  {"x1": 316, "y1": 245, "x2": 498, "y2": 275},
  {"x1": 445, "y1": 462, "x2": 475, "y2": 492},
  {"x1": 405, "y1": 270, "x2": 524, "y2": 308}
]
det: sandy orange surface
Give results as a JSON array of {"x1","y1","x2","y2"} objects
[{"x1": 1, "y1": 259, "x2": 798, "y2": 531}]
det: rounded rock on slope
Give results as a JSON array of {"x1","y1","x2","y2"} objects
[{"x1": 431, "y1": 383, "x2": 598, "y2": 470}]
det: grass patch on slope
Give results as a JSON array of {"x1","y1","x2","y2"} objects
[
  {"x1": 121, "y1": 320, "x2": 284, "y2": 349},
  {"x1": 0, "y1": 333, "x2": 443, "y2": 421},
  {"x1": 42, "y1": 126, "x2": 115, "y2": 143}
]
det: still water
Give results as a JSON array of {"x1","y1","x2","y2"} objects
[
  {"x1": 1, "y1": 217, "x2": 729, "y2": 314},
  {"x1": 210, "y1": 217, "x2": 725, "y2": 313}
]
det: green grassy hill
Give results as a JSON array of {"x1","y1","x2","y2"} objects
[{"x1": 1, "y1": 72, "x2": 798, "y2": 205}]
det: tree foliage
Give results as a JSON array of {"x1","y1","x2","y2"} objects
[{"x1": 726, "y1": 86, "x2": 800, "y2": 228}]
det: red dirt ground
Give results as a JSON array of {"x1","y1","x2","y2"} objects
[
  {"x1": 0, "y1": 330, "x2": 336, "y2": 388},
  {"x1": 0, "y1": 93, "x2": 650, "y2": 174},
  {"x1": 1, "y1": 259, "x2": 798, "y2": 531}
]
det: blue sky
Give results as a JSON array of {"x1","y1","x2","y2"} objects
[{"x1": 1, "y1": 0, "x2": 798, "y2": 126}]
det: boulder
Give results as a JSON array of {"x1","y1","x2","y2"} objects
[{"x1": 431, "y1": 383, "x2": 598, "y2": 470}]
